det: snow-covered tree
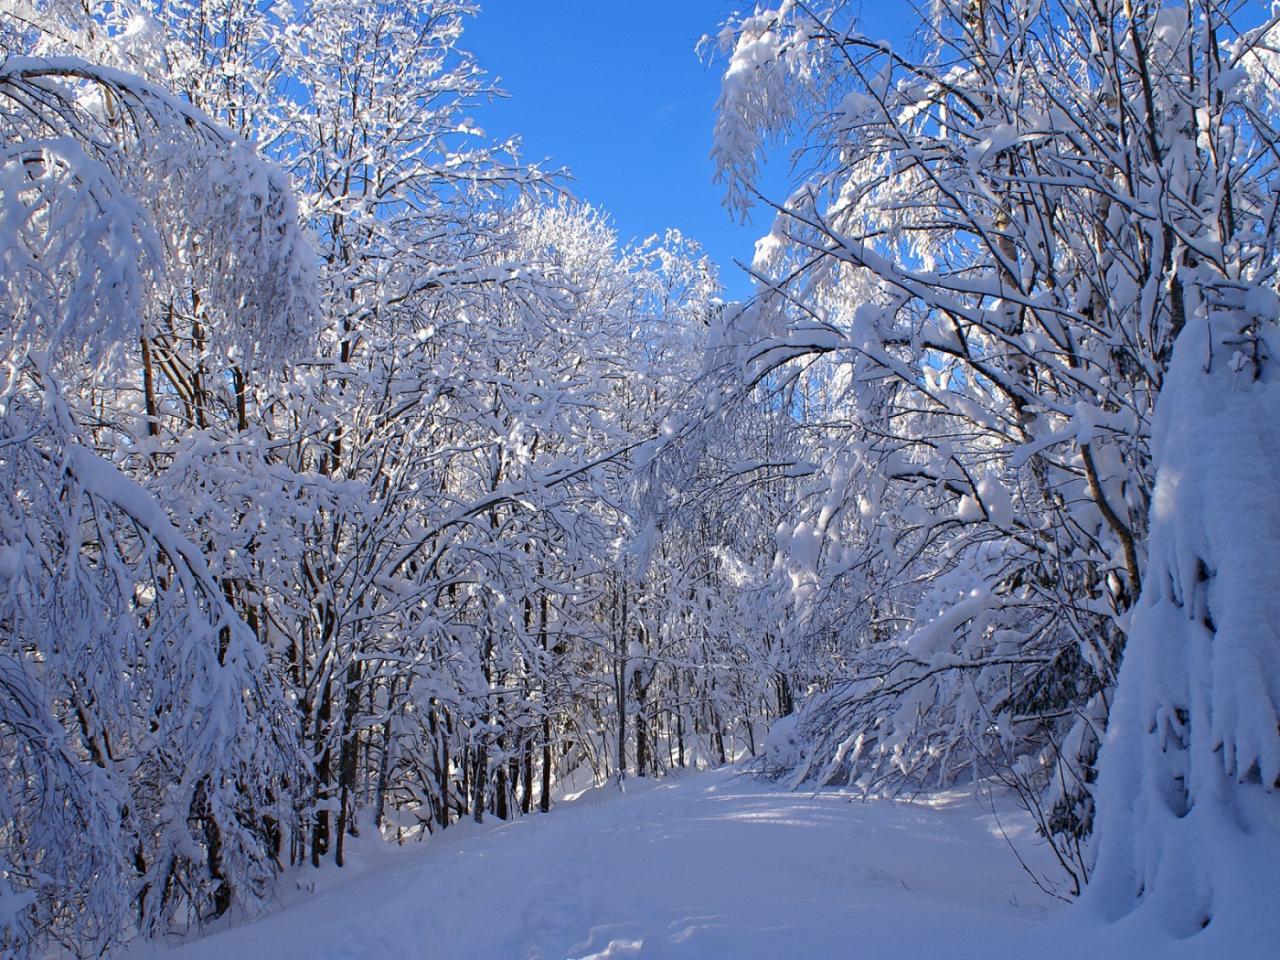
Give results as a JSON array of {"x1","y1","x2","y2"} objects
[
  {"x1": 1087, "y1": 296, "x2": 1280, "y2": 937},
  {"x1": 711, "y1": 0, "x2": 1280, "y2": 897},
  {"x1": 0, "y1": 49, "x2": 314, "y2": 955}
]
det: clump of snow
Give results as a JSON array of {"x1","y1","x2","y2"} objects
[
  {"x1": 710, "y1": 6, "x2": 810, "y2": 217},
  {"x1": 759, "y1": 711, "x2": 804, "y2": 775}
]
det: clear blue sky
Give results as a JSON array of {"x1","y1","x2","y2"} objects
[{"x1": 464, "y1": 3, "x2": 911, "y2": 300}]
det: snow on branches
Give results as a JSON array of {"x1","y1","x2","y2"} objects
[{"x1": 710, "y1": 0, "x2": 1280, "y2": 909}]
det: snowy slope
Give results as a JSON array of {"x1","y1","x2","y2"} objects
[{"x1": 128, "y1": 769, "x2": 1270, "y2": 960}]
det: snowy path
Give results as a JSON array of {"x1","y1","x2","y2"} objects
[
  {"x1": 131, "y1": 768, "x2": 1265, "y2": 959},
  {"x1": 133, "y1": 769, "x2": 1063, "y2": 959}
]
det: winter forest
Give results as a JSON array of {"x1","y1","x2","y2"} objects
[{"x1": 1, "y1": 0, "x2": 1278, "y2": 956}]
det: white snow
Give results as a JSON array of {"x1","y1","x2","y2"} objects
[
  {"x1": 123, "y1": 767, "x2": 1275, "y2": 960},
  {"x1": 1083, "y1": 319, "x2": 1280, "y2": 945}
]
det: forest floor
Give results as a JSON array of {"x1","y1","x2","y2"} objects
[{"x1": 128, "y1": 767, "x2": 1268, "y2": 959}]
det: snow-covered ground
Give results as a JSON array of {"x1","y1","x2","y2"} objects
[{"x1": 129, "y1": 768, "x2": 1271, "y2": 960}]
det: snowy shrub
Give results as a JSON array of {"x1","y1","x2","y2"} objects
[{"x1": 1088, "y1": 306, "x2": 1280, "y2": 936}]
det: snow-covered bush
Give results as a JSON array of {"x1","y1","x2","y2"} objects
[{"x1": 1088, "y1": 305, "x2": 1280, "y2": 936}]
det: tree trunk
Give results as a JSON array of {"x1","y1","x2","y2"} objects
[{"x1": 334, "y1": 661, "x2": 362, "y2": 867}]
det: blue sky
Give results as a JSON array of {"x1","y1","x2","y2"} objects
[{"x1": 464, "y1": 3, "x2": 909, "y2": 300}]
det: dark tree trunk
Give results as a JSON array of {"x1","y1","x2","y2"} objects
[
  {"x1": 776, "y1": 672, "x2": 795, "y2": 717},
  {"x1": 495, "y1": 741, "x2": 509, "y2": 821},
  {"x1": 521, "y1": 743, "x2": 533, "y2": 815},
  {"x1": 311, "y1": 673, "x2": 333, "y2": 868},
  {"x1": 374, "y1": 678, "x2": 397, "y2": 831},
  {"x1": 541, "y1": 718, "x2": 553, "y2": 813},
  {"x1": 437, "y1": 706, "x2": 451, "y2": 829},
  {"x1": 334, "y1": 661, "x2": 363, "y2": 867},
  {"x1": 472, "y1": 744, "x2": 487, "y2": 824},
  {"x1": 539, "y1": 580, "x2": 553, "y2": 812},
  {"x1": 193, "y1": 777, "x2": 231, "y2": 919},
  {"x1": 635, "y1": 671, "x2": 649, "y2": 777}
]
